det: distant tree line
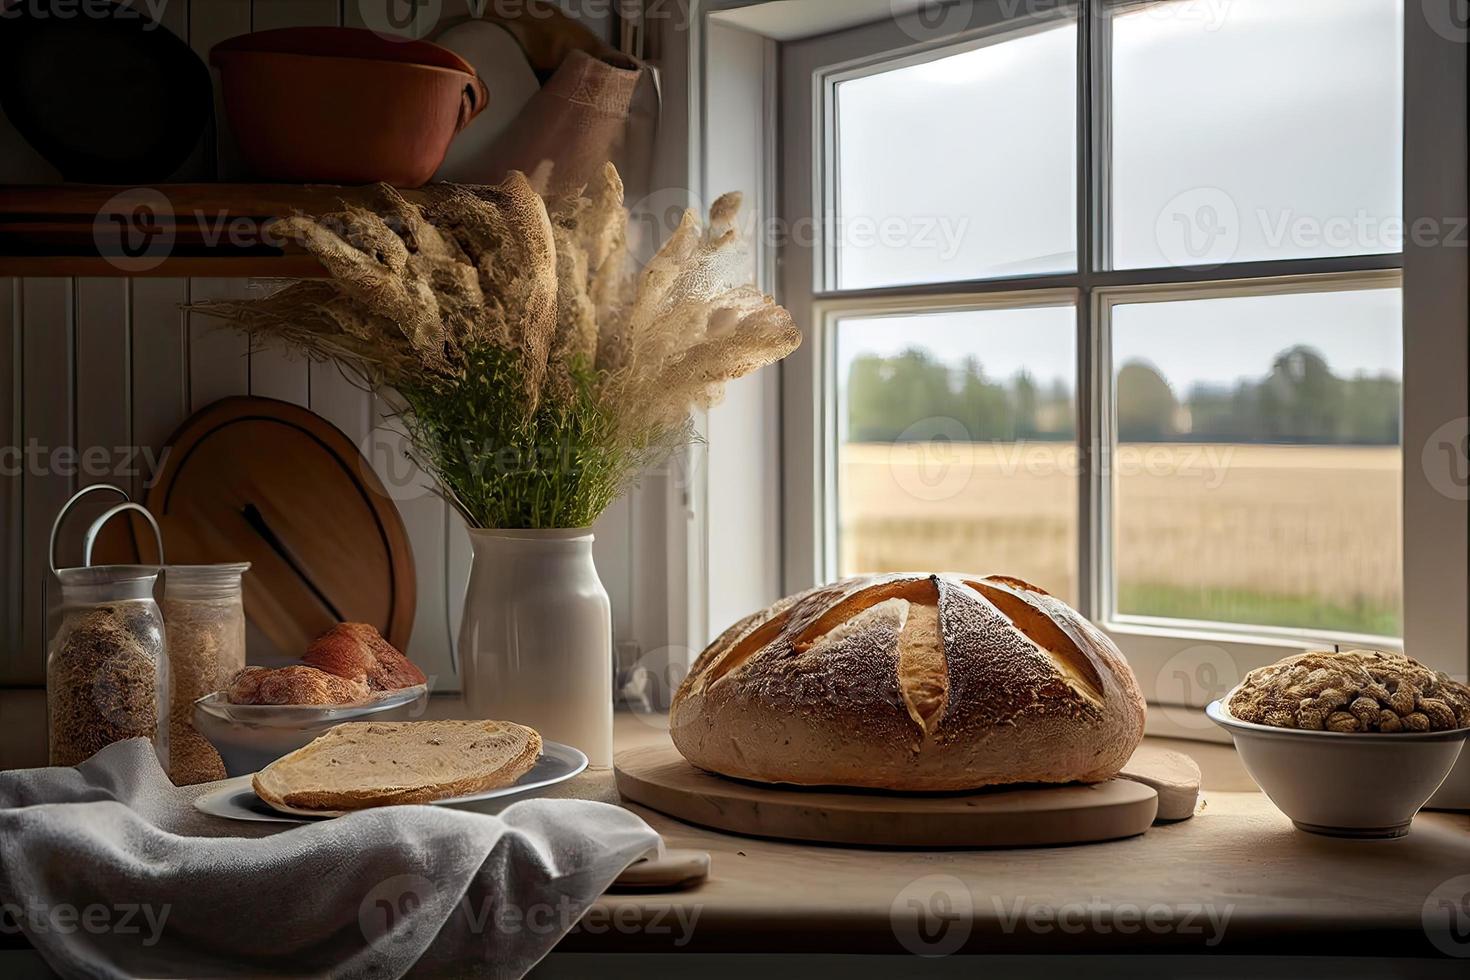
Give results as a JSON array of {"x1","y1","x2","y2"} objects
[
  {"x1": 847, "y1": 350, "x2": 1074, "y2": 443},
  {"x1": 847, "y1": 345, "x2": 1401, "y2": 445}
]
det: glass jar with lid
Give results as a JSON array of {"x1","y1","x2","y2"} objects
[
  {"x1": 161, "y1": 562, "x2": 249, "y2": 784},
  {"x1": 46, "y1": 489, "x2": 169, "y2": 769}
]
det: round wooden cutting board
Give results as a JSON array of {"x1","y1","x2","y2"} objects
[
  {"x1": 119, "y1": 396, "x2": 416, "y2": 658},
  {"x1": 615, "y1": 744, "x2": 1167, "y2": 848}
]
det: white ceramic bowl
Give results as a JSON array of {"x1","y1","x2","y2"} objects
[
  {"x1": 194, "y1": 685, "x2": 430, "y2": 777},
  {"x1": 1207, "y1": 698, "x2": 1470, "y2": 838}
]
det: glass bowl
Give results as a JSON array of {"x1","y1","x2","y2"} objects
[{"x1": 194, "y1": 684, "x2": 429, "y2": 777}]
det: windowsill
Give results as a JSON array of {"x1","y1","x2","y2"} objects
[{"x1": 553, "y1": 713, "x2": 1469, "y2": 958}]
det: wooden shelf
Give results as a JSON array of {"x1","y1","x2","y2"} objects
[{"x1": 0, "y1": 182, "x2": 415, "y2": 278}]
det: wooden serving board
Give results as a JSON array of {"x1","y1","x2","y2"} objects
[
  {"x1": 614, "y1": 744, "x2": 1197, "y2": 849},
  {"x1": 1119, "y1": 744, "x2": 1204, "y2": 822}
]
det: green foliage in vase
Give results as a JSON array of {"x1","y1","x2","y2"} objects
[{"x1": 397, "y1": 344, "x2": 683, "y2": 530}]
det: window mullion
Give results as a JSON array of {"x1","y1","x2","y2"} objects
[
  {"x1": 1075, "y1": 0, "x2": 1099, "y2": 620},
  {"x1": 1089, "y1": 0, "x2": 1114, "y2": 276}
]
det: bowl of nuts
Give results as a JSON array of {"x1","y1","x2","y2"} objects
[{"x1": 1208, "y1": 649, "x2": 1470, "y2": 839}]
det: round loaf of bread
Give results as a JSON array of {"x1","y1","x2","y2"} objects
[{"x1": 670, "y1": 574, "x2": 1147, "y2": 791}]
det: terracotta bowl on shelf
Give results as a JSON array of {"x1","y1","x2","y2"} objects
[
  {"x1": 1207, "y1": 697, "x2": 1470, "y2": 839},
  {"x1": 210, "y1": 27, "x2": 490, "y2": 187}
]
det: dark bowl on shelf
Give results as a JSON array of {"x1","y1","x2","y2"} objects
[{"x1": 0, "y1": 1, "x2": 210, "y2": 182}]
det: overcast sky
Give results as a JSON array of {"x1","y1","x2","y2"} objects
[
  {"x1": 833, "y1": 0, "x2": 1404, "y2": 395},
  {"x1": 1111, "y1": 0, "x2": 1403, "y2": 268}
]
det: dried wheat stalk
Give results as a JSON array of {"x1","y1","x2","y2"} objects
[{"x1": 188, "y1": 165, "x2": 800, "y2": 528}]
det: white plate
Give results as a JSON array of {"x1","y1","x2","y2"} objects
[
  {"x1": 430, "y1": 18, "x2": 541, "y2": 183},
  {"x1": 193, "y1": 740, "x2": 589, "y2": 823}
]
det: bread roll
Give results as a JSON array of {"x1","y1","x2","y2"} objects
[
  {"x1": 225, "y1": 665, "x2": 370, "y2": 706},
  {"x1": 671, "y1": 574, "x2": 1146, "y2": 791},
  {"x1": 253, "y1": 720, "x2": 541, "y2": 811},
  {"x1": 304, "y1": 623, "x2": 426, "y2": 691}
]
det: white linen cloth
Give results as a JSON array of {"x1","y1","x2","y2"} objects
[{"x1": 0, "y1": 739, "x2": 660, "y2": 979}]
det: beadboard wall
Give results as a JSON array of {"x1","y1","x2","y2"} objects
[{"x1": 0, "y1": 0, "x2": 657, "y2": 723}]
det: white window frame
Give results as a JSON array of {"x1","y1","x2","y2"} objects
[{"x1": 775, "y1": 0, "x2": 1468, "y2": 729}]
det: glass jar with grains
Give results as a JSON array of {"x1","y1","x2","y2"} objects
[
  {"x1": 161, "y1": 563, "x2": 249, "y2": 785},
  {"x1": 47, "y1": 564, "x2": 169, "y2": 769},
  {"x1": 46, "y1": 492, "x2": 169, "y2": 770}
]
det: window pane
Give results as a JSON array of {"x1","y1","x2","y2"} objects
[
  {"x1": 1111, "y1": 0, "x2": 1403, "y2": 269},
  {"x1": 1111, "y1": 286, "x2": 1403, "y2": 636},
  {"x1": 834, "y1": 21, "x2": 1077, "y2": 290},
  {"x1": 835, "y1": 305, "x2": 1078, "y2": 602}
]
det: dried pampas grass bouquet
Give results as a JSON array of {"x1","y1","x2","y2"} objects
[{"x1": 192, "y1": 165, "x2": 800, "y2": 529}]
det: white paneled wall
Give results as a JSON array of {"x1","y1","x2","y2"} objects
[{"x1": 0, "y1": 0, "x2": 648, "y2": 707}]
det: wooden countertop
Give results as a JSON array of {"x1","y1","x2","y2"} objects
[
  {"x1": 542, "y1": 714, "x2": 1470, "y2": 958},
  {"x1": 3, "y1": 706, "x2": 1465, "y2": 969}
]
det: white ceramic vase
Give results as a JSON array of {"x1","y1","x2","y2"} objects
[{"x1": 457, "y1": 528, "x2": 613, "y2": 766}]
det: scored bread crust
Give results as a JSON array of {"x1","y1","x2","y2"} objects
[
  {"x1": 670, "y1": 574, "x2": 1146, "y2": 791},
  {"x1": 253, "y1": 720, "x2": 542, "y2": 811}
]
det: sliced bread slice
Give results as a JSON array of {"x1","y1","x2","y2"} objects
[{"x1": 253, "y1": 720, "x2": 542, "y2": 812}]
